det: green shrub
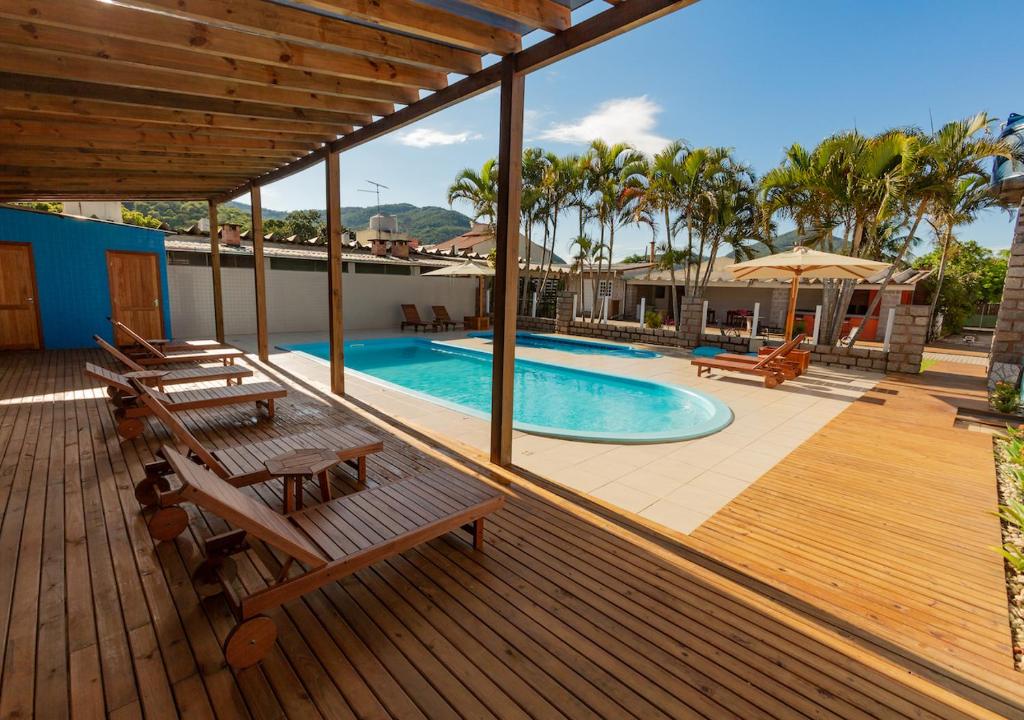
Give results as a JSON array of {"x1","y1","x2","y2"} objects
[
  {"x1": 644, "y1": 310, "x2": 663, "y2": 329},
  {"x1": 990, "y1": 381, "x2": 1021, "y2": 415}
]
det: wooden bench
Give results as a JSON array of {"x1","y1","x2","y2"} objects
[
  {"x1": 110, "y1": 317, "x2": 229, "y2": 353},
  {"x1": 83, "y1": 363, "x2": 286, "y2": 438},
  {"x1": 160, "y1": 446, "x2": 505, "y2": 669},
  {"x1": 94, "y1": 334, "x2": 252, "y2": 387}
]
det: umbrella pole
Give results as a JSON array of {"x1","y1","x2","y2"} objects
[{"x1": 784, "y1": 272, "x2": 801, "y2": 341}]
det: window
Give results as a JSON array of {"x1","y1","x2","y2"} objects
[
  {"x1": 270, "y1": 257, "x2": 325, "y2": 272},
  {"x1": 221, "y1": 255, "x2": 254, "y2": 269},
  {"x1": 167, "y1": 251, "x2": 208, "y2": 267},
  {"x1": 353, "y1": 263, "x2": 412, "y2": 275},
  {"x1": 654, "y1": 286, "x2": 666, "y2": 299},
  {"x1": 598, "y1": 280, "x2": 613, "y2": 297}
]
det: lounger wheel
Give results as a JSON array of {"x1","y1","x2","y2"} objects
[
  {"x1": 117, "y1": 417, "x2": 145, "y2": 439},
  {"x1": 135, "y1": 474, "x2": 170, "y2": 508},
  {"x1": 147, "y1": 506, "x2": 189, "y2": 542},
  {"x1": 764, "y1": 375, "x2": 780, "y2": 389},
  {"x1": 224, "y1": 615, "x2": 277, "y2": 669}
]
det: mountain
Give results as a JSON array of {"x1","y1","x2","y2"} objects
[{"x1": 125, "y1": 200, "x2": 472, "y2": 245}]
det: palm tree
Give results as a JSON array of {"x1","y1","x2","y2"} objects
[
  {"x1": 848, "y1": 112, "x2": 1012, "y2": 347},
  {"x1": 673, "y1": 146, "x2": 733, "y2": 294},
  {"x1": 446, "y1": 159, "x2": 498, "y2": 228},
  {"x1": 538, "y1": 153, "x2": 574, "y2": 306},
  {"x1": 633, "y1": 141, "x2": 687, "y2": 330},
  {"x1": 925, "y1": 175, "x2": 1002, "y2": 339},
  {"x1": 584, "y1": 140, "x2": 645, "y2": 321},
  {"x1": 695, "y1": 165, "x2": 768, "y2": 295},
  {"x1": 519, "y1": 148, "x2": 547, "y2": 314}
]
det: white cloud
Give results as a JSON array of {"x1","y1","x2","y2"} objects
[
  {"x1": 395, "y1": 128, "x2": 482, "y2": 148},
  {"x1": 536, "y1": 96, "x2": 670, "y2": 155}
]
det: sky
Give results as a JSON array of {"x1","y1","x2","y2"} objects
[{"x1": 238, "y1": 0, "x2": 1020, "y2": 260}]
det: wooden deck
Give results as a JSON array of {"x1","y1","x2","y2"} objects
[
  {"x1": 687, "y1": 360, "x2": 1022, "y2": 712},
  {"x1": 0, "y1": 349, "x2": 1020, "y2": 719}
]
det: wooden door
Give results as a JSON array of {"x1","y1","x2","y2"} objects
[
  {"x1": 107, "y1": 251, "x2": 163, "y2": 346},
  {"x1": 0, "y1": 242, "x2": 42, "y2": 350}
]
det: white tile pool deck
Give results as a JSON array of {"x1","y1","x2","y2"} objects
[{"x1": 231, "y1": 329, "x2": 881, "y2": 536}]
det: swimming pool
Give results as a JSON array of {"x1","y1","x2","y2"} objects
[
  {"x1": 284, "y1": 338, "x2": 731, "y2": 443},
  {"x1": 468, "y1": 331, "x2": 659, "y2": 358}
]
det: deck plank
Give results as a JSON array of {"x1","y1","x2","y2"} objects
[{"x1": 0, "y1": 348, "x2": 1018, "y2": 719}]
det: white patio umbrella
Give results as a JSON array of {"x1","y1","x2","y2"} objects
[
  {"x1": 420, "y1": 259, "x2": 494, "y2": 316},
  {"x1": 726, "y1": 246, "x2": 890, "y2": 340}
]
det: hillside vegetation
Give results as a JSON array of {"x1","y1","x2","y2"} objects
[{"x1": 122, "y1": 200, "x2": 471, "y2": 244}]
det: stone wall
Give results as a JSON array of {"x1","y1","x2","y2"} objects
[
  {"x1": 990, "y1": 199, "x2": 1024, "y2": 383},
  {"x1": 516, "y1": 315, "x2": 556, "y2": 332},
  {"x1": 552, "y1": 291, "x2": 928, "y2": 374}
]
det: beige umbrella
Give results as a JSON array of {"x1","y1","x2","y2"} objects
[
  {"x1": 726, "y1": 246, "x2": 890, "y2": 340},
  {"x1": 421, "y1": 259, "x2": 494, "y2": 316}
]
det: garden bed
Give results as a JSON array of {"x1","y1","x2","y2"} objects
[{"x1": 994, "y1": 431, "x2": 1024, "y2": 670}]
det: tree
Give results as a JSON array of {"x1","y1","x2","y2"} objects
[
  {"x1": 924, "y1": 176, "x2": 1004, "y2": 339},
  {"x1": 519, "y1": 148, "x2": 547, "y2": 313},
  {"x1": 447, "y1": 159, "x2": 498, "y2": 229},
  {"x1": 283, "y1": 209, "x2": 326, "y2": 241},
  {"x1": 915, "y1": 240, "x2": 1007, "y2": 334}
]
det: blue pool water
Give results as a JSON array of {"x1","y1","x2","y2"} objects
[
  {"x1": 468, "y1": 331, "x2": 659, "y2": 358},
  {"x1": 284, "y1": 338, "x2": 731, "y2": 443}
]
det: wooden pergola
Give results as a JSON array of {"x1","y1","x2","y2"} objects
[{"x1": 0, "y1": 0, "x2": 698, "y2": 465}]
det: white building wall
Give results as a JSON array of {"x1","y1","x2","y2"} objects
[{"x1": 167, "y1": 262, "x2": 478, "y2": 338}]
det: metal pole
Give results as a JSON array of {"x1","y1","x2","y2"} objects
[
  {"x1": 811, "y1": 304, "x2": 822, "y2": 345},
  {"x1": 531, "y1": 291, "x2": 537, "y2": 317},
  {"x1": 751, "y1": 301, "x2": 760, "y2": 338},
  {"x1": 639, "y1": 297, "x2": 646, "y2": 325},
  {"x1": 700, "y1": 300, "x2": 708, "y2": 334}
]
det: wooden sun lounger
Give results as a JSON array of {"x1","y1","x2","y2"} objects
[
  {"x1": 691, "y1": 334, "x2": 807, "y2": 388},
  {"x1": 716, "y1": 334, "x2": 811, "y2": 379},
  {"x1": 133, "y1": 382, "x2": 383, "y2": 527},
  {"x1": 109, "y1": 317, "x2": 227, "y2": 353},
  {"x1": 159, "y1": 445, "x2": 505, "y2": 669},
  {"x1": 400, "y1": 304, "x2": 438, "y2": 332},
  {"x1": 84, "y1": 363, "x2": 286, "y2": 438},
  {"x1": 431, "y1": 305, "x2": 462, "y2": 331},
  {"x1": 112, "y1": 320, "x2": 244, "y2": 366},
  {"x1": 94, "y1": 335, "x2": 252, "y2": 388}
]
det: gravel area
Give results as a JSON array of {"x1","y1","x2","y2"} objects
[{"x1": 994, "y1": 435, "x2": 1024, "y2": 670}]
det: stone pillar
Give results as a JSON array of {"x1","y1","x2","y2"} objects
[
  {"x1": 885, "y1": 304, "x2": 929, "y2": 374},
  {"x1": 990, "y1": 199, "x2": 1024, "y2": 384},
  {"x1": 555, "y1": 292, "x2": 575, "y2": 334},
  {"x1": 677, "y1": 297, "x2": 705, "y2": 348},
  {"x1": 768, "y1": 286, "x2": 790, "y2": 328}
]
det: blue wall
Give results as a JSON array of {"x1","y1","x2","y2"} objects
[{"x1": 0, "y1": 206, "x2": 172, "y2": 349}]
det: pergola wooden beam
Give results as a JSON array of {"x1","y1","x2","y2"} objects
[
  {"x1": 0, "y1": 112, "x2": 341, "y2": 145},
  {"x1": 1, "y1": 49, "x2": 396, "y2": 117},
  {"x1": 220, "y1": 0, "x2": 702, "y2": 200},
  {"x1": 0, "y1": 1, "x2": 449, "y2": 89},
  {"x1": 0, "y1": 157, "x2": 281, "y2": 175},
  {"x1": 490, "y1": 55, "x2": 524, "y2": 466},
  {"x1": 325, "y1": 150, "x2": 345, "y2": 396},
  {"x1": 291, "y1": 0, "x2": 520, "y2": 55},
  {"x1": 0, "y1": 75, "x2": 376, "y2": 126},
  {"x1": 250, "y1": 186, "x2": 269, "y2": 362},
  {"x1": 459, "y1": 0, "x2": 571, "y2": 32},
  {"x1": 121, "y1": 0, "x2": 483, "y2": 74},
  {"x1": 0, "y1": 91, "x2": 354, "y2": 136},
  {"x1": 208, "y1": 201, "x2": 225, "y2": 343},
  {"x1": 0, "y1": 121, "x2": 318, "y2": 151},
  {"x1": 0, "y1": 21, "x2": 422, "y2": 105}
]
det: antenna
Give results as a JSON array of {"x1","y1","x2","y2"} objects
[
  {"x1": 928, "y1": 107, "x2": 935, "y2": 134},
  {"x1": 357, "y1": 180, "x2": 389, "y2": 241}
]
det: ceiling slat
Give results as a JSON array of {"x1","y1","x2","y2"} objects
[
  {"x1": 0, "y1": 0, "x2": 449, "y2": 89},
  {"x1": 0, "y1": 74, "x2": 374, "y2": 126},
  {"x1": 0, "y1": 20, "x2": 421, "y2": 105},
  {"x1": 282, "y1": 0, "x2": 520, "y2": 54},
  {"x1": 119, "y1": 0, "x2": 483, "y2": 74},
  {"x1": 1, "y1": 48, "x2": 394, "y2": 118}
]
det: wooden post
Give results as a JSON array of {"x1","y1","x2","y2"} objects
[
  {"x1": 326, "y1": 149, "x2": 345, "y2": 396},
  {"x1": 250, "y1": 185, "x2": 269, "y2": 361},
  {"x1": 208, "y1": 199, "x2": 225, "y2": 343},
  {"x1": 783, "y1": 272, "x2": 800, "y2": 341},
  {"x1": 490, "y1": 55, "x2": 524, "y2": 467}
]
